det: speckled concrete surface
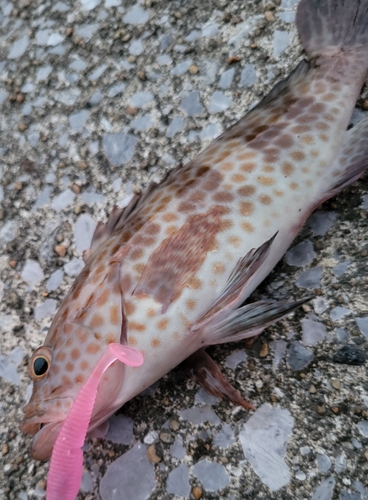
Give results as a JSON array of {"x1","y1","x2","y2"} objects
[{"x1": 0, "y1": 0, "x2": 368, "y2": 499}]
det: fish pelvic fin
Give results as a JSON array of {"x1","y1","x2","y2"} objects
[
  {"x1": 296, "y1": 0, "x2": 368, "y2": 58},
  {"x1": 182, "y1": 349, "x2": 255, "y2": 411}
]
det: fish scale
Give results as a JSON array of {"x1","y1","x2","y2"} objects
[{"x1": 22, "y1": 0, "x2": 368, "y2": 465}]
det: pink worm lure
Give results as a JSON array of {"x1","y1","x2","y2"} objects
[{"x1": 46, "y1": 344, "x2": 144, "y2": 500}]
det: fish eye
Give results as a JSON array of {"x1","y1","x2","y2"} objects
[{"x1": 29, "y1": 347, "x2": 52, "y2": 381}]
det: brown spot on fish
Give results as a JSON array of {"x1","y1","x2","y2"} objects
[
  {"x1": 166, "y1": 225, "x2": 178, "y2": 236},
  {"x1": 63, "y1": 323, "x2": 73, "y2": 335},
  {"x1": 110, "y1": 243, "x2": 121, "y2": 255},
  {"x1": 75, "y1": 375, "x2": 85, "y2": 384},
  {"x1": 290, "y1": 182, "x2": 299, "y2": 190},
  {"x1": 76, "y1": 327, "x2": 88, "y2": 343},
  {"x1": 71, "y1": 349, "x2": 80, "y2": 360},
  {"x1": 129, "y1": 321, "x2": 146, "y2": 332},
  {"x1": 125, "y1": 301, "x2": 136, "y2": 315},
  {"x1": 263, "y1": 147, "x2": 280, "y2": 163},
  {"x1": 80, "y1": 360, "x2": 89, "y2": 371},
  {"x1": 90, "y1": 314, "x2": 104, "y2": 329},
  {"x1": 276, "y1": 134, "x2": 294, "y2": 148},
  {"x1": 228, "y1": 236, "x2": 241, "y2": 247},
  {"x1": 96, "y1": 250, "x2": 108, "y2": 264},
  {"x1": 241, "y1": 163, "x2": 256, "y2": 173},
  {"x1": 186, "y1": 276, "x2": 202, "y2": 290},
  {"x1": 55, "y1": 351, "x2": 66, "y2": 362},
  {"x1": 106, "y1": 333, "x2": 116, "y2": 344},
  {"x1": 133, "y1": 263, "x2": 145, "y2": 275},
  {"x1": 324, "y1": 93, "x2": 335, "y2": 101},
  {"x1": 121, "y1": 275, "x2": 132, "y2": 293},
  {"x1": 202, "y1": 171, "x2": 223, "y2": 191},
  {"x1": 316, "y1": 121, "x2": 329, "y2": 131},
  {"x1": 66, "y1": 363, "x2": 74, "y2": 372},
  {"x1": 162, "y1": 212, "x2": 177, "y2": 223},
  {"x1": 130, "y1": 248, "x2": 144, "y2": 261},
  {"x1": 87, "y1": 343, "x2": 100, "y2": 354},
  {"x1": 151, "y1": 338, "x2": 161, "y2": 348},
  {"x1": 258, "y1": 176, "x2": 275, "y2": 186},
  {"x1": 238, "y1": 185, "x2": 255, "y2": 197},
  {"x1": 241, "y1": 221, "x2": 254, "y2": 233},
  {"x1": 282, "y1": 163, "x2": 295, "y2": 176},
  {"x1": 186, "y1": 299, "x2": 197, "y2": 310},
  {"x1": 134, "y1": 206, "x2": 228, "y2": 312},
  {"x1": 220, "y1": 161, "x2": 234, "y2": 171},
  {"x1": 239, "y1": 201, "x2": 254, "y2": 216},
  {"x1": 157, "y1": 318, "x2": 169, "y2": 330},
  {"x1": 291, "y1": 125, "x2": 311, "y2": 134},
  {"x1": 301, "y1": 134, "x2": 314, "y2": 145},
  {"x1": 311, "y1": 149, "x2": 319, "y2": 157},
  {"x1": 291, "y1": 150, "x2": 306, "y2": 162},
  {"x1": 237, "y1": 151, "x2": 257, "y2": 161},
  {"x1": 62, "y1": 375, "x2": 71, "y2": 386},
  {"x1": 262, "y1": 165, "x2": 274, "y2": 173},
  {"x1": 196, "y1": 165, "x2": 211, "y2": 177},
  {"x1": 273, "y1": 189, "x2": 284, "y2": 197},
  {"x1": 146, "y1": 308, "x2": 156, "y2": 318},
  {"x1": 178, "y1": 201, "x2": 196, "y2": 213},
  {"x1": 110, "y1": 305, "x2": 119, "y2": 325},
  {"x1": 232, "y1": 173, "x2": 246, "y2": 183},
  {"x1": 213, "y1": 262, "x2": 226, "y2": 274},
  {"x1": 96, "y1": 289, "x2": 110, "y2": 307},
  {"x1": 219, "y1": 219, "x2": 234, "y2": 232},
  {"x1": 213, "y1": 191, "x2": 234, "y2": 203},
  {"x1": 259, "y1": 194, "x2": 272, "y2": 205},
  {"x1": 319, "y1": 133, "x2": 329, "y2": 142},
  {"x1": 128, "y1": 336, "x2": 137, "y2": 346}
]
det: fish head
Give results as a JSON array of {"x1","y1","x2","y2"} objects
[{"x1": 21, "y1": 264, "x2": 128, "y2": 460}]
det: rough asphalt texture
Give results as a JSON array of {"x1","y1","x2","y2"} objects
[{"x1": 1, "y1": 0, "x2": 368, "y2": 499}]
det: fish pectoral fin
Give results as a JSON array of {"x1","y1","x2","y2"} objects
[
  {"x1": 325, "y1": 117, "x2": 368, "y2": 199},
  {"x1": 182, "y1": 349, "x2": 255, "y2": 410},
  {"x1": 197, "y1": 234, "x2": 278, "y2": 325},
  {"x1": 193, "y1": 298, "x2": 310, "y2": 346}
]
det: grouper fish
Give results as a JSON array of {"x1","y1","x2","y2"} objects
[{"x1": 22, "y1": 0, "x2": 368, "y2": 461}]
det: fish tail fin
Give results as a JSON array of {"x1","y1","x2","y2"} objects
[{"x1": 296, "y1": 0, "x2": 368, "y2": 57}]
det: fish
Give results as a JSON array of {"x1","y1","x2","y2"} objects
[{"x1": 22, "y1": 0, "x2": 368, "y2": 462}]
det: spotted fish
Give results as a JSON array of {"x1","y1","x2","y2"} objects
[{"x1": 22, "y1": 0, "x2": 368, "y2": 461}]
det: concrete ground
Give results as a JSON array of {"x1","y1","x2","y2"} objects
[{"x1": 0, "y1": 0, "x2": 368, "y2": 499}]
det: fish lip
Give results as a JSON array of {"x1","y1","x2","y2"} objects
[
  {"x1": 30, "y1": 421, "x2": 63, "y2": 460},
  {"x1": 21, "y1": 396, "x2": 75, "y2": 459}
]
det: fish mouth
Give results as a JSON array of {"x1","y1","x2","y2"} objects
[{"x1": 21, "y1": 397, "x2": 74, "y2": 460}]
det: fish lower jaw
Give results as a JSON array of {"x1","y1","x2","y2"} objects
[{"x1": 29, "y1": 421, "x2": 63, "y2": 461}]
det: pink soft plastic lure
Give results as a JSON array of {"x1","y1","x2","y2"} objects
[{"x1": 46, "y1": 344, "x2": 144, "y2": 500}]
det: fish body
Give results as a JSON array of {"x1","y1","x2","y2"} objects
[{"x1": 22, "y1": 0, "x2": 368, "y2": 461}]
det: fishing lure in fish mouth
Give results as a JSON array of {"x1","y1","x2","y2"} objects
[
  {"x1": 46, "y1": 344, "x2": 143, "y2": 500},
  {"x1": 21, "y1": 0, "x2": 368, "y2": 480}
]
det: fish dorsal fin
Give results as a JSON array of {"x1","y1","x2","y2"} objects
[
  {"x1": 85, "y1": 164, "x2": 185, "y2": 262},
  {"x1": 219, "y1": 59, "x2": 310, "y2": 144}
]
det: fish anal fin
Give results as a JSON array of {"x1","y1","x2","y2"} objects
[
  {"x1": 194, "y1": 298, "x2": 310, "y2": 346},
  {"x1": 182, "y1": 349, "x2": 255, "y2": 411},
  {"x1": 198, "y1": 234, "x2": 277, "y2": 325}
]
